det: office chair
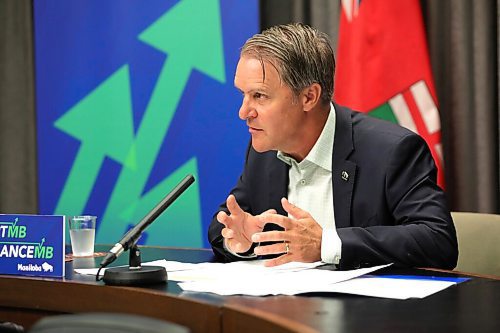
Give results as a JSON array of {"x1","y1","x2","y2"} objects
[
  {"x1": 0, "y1": 321, "x2": 25, "y2": 333},
  {"x1": 28, "y1": 313, "x2": 189, "y2": 333},
  {"x1": 451, "y1": 211, "x2": 500, "y2": 277}
]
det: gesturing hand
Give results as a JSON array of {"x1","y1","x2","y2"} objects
[
  {"x1": 217, "y1": 194, "x2": 276, "y2": 254},
  {"x1": 252, "y1": 198, "x2": 323, "y2": 267}
]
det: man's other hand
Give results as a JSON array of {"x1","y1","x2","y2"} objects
[
  {"x1": 252, "y1": 198, "x2": 322, "y2": 266},
  {"x1": 217, "y1": 194, "x2": 276, "y2": 254}
]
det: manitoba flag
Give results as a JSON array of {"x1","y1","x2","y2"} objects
[{"x1": 334, "y1": 0, "x2": 445, "y2": 188}]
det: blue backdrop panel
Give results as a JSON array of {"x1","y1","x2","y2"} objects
[{"x1": 34, "y1": 0, "x2": 258, "y2": 247}]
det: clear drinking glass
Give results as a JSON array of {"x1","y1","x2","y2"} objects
[{"x1": 68, "y1": 215, "x2": 96, "y2": 257}]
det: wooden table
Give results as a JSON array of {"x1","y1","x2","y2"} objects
[{"x1": 1, "y1": 246, "x2": 499, "y2": 333}]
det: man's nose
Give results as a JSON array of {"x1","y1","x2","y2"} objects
[{"x1": 238, "y1": 98, "x2": 256, "y2": 120}]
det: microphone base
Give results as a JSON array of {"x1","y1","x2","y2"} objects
[{"x1": 102, "y1": 266, "x2": 167, "y2": 286}]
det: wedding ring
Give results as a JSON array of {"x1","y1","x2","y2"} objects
[{"x1": 285, "y1": 242, "x2": 290, "y2": 254}]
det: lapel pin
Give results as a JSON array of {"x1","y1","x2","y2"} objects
[{"x1": 341, "y1": 171, "x2": 349, "y2": 181}]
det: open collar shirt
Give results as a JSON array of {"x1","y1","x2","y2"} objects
[{"x1": 277, "y1": 103, "x2": 341, "y2": 264}]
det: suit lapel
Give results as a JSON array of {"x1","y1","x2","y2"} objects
[{"x1": 332, "y1": 105, "x2": 357, "y2": 228}]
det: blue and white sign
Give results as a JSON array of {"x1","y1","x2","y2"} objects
[{"x1": 0, "y1": 214, "x2": 65, "y2": 277}]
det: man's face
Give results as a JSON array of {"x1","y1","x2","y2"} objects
[{"x1": 234, "y1": 56, "x2": 305, "y2": 154}]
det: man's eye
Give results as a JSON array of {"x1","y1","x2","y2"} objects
[{"x1": 254, "y1": 92, "x2": 265, "y2": 99}]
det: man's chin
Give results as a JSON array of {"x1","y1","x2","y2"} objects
[{"x1": 251, "y1": 141, "x2": 273, "y2": 153}]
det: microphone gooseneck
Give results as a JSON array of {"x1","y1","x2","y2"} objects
[{"x1": 98, "y1": 174, "x2": 195, "y2": 271}]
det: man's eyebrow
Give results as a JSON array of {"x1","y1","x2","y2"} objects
[{"x1": 234, "y1": 86, "x2": 267, "y2": 94}]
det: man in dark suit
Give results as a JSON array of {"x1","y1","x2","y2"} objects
[{"x1": 208, "y1": 23, "x2": 458, "y2": 269}]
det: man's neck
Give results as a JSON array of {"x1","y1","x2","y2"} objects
[{"x1": 287, "y1": 103, "x2": 330, "y2": 162}]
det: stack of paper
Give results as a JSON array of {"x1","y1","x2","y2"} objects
[{"x1": 75, "y1": 260, "x2": 463, "y2": 299}]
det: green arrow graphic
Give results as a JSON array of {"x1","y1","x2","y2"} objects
[
  {"x1": 97, "y1": 0, "x2": 225, "y2": 245},
  {"x1": 0, "y1": 238, "x2": 46, "y2": 247},
  {"x1": 0, "y1": 218, "x2": 18, "y2": 226},
  {"x1": 119, "y1": 158, "x2": 203, "y2": 247},
  {"x1": 54, "y1": 65, "x2": 136, "y2": 216}
]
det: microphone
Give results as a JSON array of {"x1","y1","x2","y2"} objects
[{"x1": 98, "y1": 174, "x2": 195, "y2": 285}]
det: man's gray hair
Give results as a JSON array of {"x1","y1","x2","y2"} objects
[{"x1": 241, "y1": 23, "x2": 335, "y2": 105}]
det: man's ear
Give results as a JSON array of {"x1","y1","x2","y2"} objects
[{"x1": 301, "y1": 83, "x2": 322, "y2": 112}]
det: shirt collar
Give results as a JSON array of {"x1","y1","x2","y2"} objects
[{"x1": 277, "y1": 103, "x2": 336, "y2": 171}]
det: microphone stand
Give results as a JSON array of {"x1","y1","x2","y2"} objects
[
  {"x1": 102, "y1": 241, "x2": 167, "y2": 286},
  {"x1": 98, "y1": 174, "x2": 195, "y2": 286}
]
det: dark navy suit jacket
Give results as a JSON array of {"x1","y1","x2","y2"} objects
[{"x1": 208, "y1": 105, "x2": 458, "y2": 269}]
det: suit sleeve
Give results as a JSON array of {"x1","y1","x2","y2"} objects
[
  {"x1": 207, "y1": 142, "x2": 255, "y2": 262},
  {"x1": 337, "y1": 133, "x2": 458, "y2": 269}
]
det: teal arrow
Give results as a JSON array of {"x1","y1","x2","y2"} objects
[
  {"x1": 138, "y1": 0, "x2": 225, "y2": 83},
  {"x1": 120, "y1": 158, "x2": 202, "y2": 247},
  {"x1": 54, "y1": 65, "x2": 135, "y2": 216},
  {"x1": 97, "y1": 0, "x2": 225, "y2": 245}
]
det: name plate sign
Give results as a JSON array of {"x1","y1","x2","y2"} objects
[{"x1": 0, "y1": 214, "x2": 65, "y2": 277}]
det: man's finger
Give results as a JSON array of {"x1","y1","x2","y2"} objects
[
  {"x1": 226, "y1": 194, "x2": 244, "y2": 216},
  {"x1": 221, "y1": 227, "x2": 234, "y2": 239},
  {"x1": 252, "y1": 230, "x2": 287, "y2": 243},
  {"x1": 257, "y1": 213, "x2": 293, "y2": 230},
  {"x1": 254, "y1": 241, "x2": 289, "y2": 256},
  {"x1": 281, "y1": 197, "x2": 310, "y2": 219},
  {"x1": 225, "y1": 238, "x2": 246, "y2": 253},
  {"x1": 217, "y1": 211, "x2": 230, "y2": 227}
]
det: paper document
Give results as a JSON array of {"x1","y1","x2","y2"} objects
[
  {"x1": 302, "y1": 275, "x2": 459, "y2": 299},
  {"x1": 75, "y1": 259, "x2": 324, "y2": 280},
  {"x1": 178, "y1": 264, "x2": 389, "y2": 296},
  {"x1": 75, "y1": 260, "x2": 461, "y2": 299}
]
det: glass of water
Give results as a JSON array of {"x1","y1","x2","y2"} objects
[{"x1": 68, "y1": 215, "x2": 96, "y2": 257}]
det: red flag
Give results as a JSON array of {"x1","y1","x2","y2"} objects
[{"x1": 334, "y1": 0, "x2": 445, "y2": 188}]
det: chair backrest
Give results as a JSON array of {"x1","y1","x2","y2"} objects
[
  {"x1": 29, "y1": 313, "x2": 190, "y2": 333},
  {"x1": 451, "y1": 211, "x2": 500, "y2": 277}
]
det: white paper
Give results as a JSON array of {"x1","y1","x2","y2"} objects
[
  {"x1": 74, "y1": 259, "x2": 324, "y2": 279},
  {"x1": 76, "y1": 260, "x2": 457, "y2": 299},
  {"x1": 177, "y1": 264, "x2": 390, "y2": 296},
  {"x1": 309, "y1": 275, "x2": 457, "y2": 299}
]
